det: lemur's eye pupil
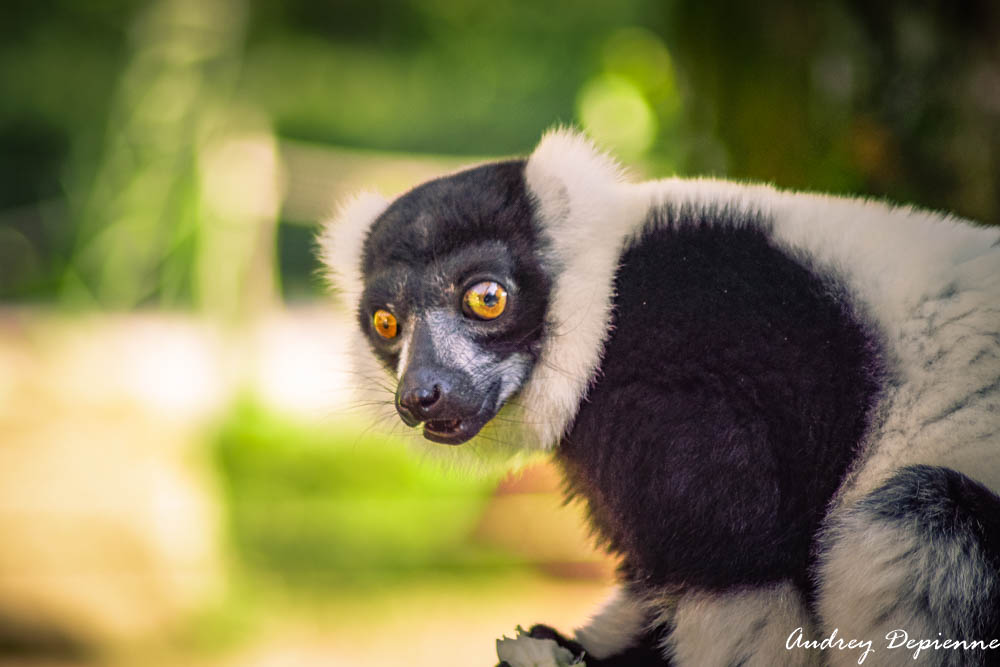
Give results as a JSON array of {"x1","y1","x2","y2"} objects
[{"x1": 464, "y1": 281, "x2": 507, "y2": 320}]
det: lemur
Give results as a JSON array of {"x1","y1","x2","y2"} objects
[{"x1": 321, "y1": 130, "x2": 1000, "y2": 667}]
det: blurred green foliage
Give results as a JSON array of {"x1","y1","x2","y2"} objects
[
  {"x1": 2, "y1": 0, "x2": 997, "y2": 306},
  {"x1": 212, "y1": 400, "x2": 504, "y2": 586},
  {"x1": 1, "y1": 5, "x2": 997, "y2": 655},
  {"x1": 665, "y1": 2, "x2": 1000, "y2": 213}
]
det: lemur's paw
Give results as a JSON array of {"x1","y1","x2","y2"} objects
[
  {"x1": 496, "y1": 626, "x2": 586, "y2": 667},
  {"x1": 527, "y1": 625, "x2": 589, "y2": 656}
]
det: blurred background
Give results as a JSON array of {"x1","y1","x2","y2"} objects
[{"x1": 0, "y1": 1, "x2": 998, "y2": 665}]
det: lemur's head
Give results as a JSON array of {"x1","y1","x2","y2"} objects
[
  {"x1": 321, "y1": 130, "x2": 631, "y2": 459},
  {"x1": 356, "y1": 161, "x2": 551, "y2": 445}
]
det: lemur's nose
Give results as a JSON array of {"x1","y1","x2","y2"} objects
[{"x1": 396, "y1": 368, "x2": 452, "y2": 423}]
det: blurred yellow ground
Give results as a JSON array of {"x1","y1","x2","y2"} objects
[
  {"x1": 0, "y1": 308, "x2": 615, "y2": 666},
  {"x1": 0, "y1": 575, "x2": 613, "y2": 667},
  {"x1": 213, "y1": 575, "x2": 609, "y2": 667}
]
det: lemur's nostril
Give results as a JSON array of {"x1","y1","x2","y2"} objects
[
  {"x1": 400, "y1": 384, "x2": 442, "y2": 419},
  {"x1": 418, "y1": 384, "x2": 441, "y2": 408}
]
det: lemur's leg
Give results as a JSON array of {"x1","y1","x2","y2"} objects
[
  {"x1": 511, "y1": 465, "x2": 1000, "y2": 667},
  {"x1": 815, "y1": 465, "x2": 1000, "y2": 667},
  {"x1": 573, "y1": 586, "x2": 660, "y2": 660},
  {"x1": 664, "y1": 582, "x2": 818, "y2": 666}
]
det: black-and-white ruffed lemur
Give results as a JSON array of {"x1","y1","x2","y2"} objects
[{"x1": 320, "y1": 130, "x2": 1000, "y2": 667}]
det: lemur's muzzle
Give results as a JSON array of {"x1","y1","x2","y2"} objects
[
  {"x1": 396, "y1": 364, "x2": 497, "y2": 444},
  {"x1": 394, "y1": 318, "x2": 501, "y2": 445}
]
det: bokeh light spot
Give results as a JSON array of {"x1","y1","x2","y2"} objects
[
  {"x1": 576, "y1": 74, "x2": 657, "y2": 158},
  {"x1": 601, "y1": 27, "x2": 678, "y2": 109}
]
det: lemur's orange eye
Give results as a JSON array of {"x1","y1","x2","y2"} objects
[
  {"x1": 373, "y1": 309, "x2": 398, "y2": 339},
  {"x1": 463, "y1": 281, "x2": 507, "y2": 320}
]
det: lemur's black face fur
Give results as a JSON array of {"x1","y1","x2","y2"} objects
[{"x1": 358, "y1": 161, "x2": 551, "y2": 444}]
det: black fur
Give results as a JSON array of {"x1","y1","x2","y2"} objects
[
  {"x1": 557, "y1": 206, "x2": 886, "y2": 593},
  {"x1": 358, "y1": 161, "x2": 551, "y2": 371}
]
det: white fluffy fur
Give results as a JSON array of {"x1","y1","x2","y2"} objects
[
  {"x1": 318, "y1": 190, "x2": 389, "y2": 313},
  {"x1": 665, "y1": 583, "x2": 819, "y2": 666},
  {"x1": 513, "y1": 129, "x2": 652, "y2": 447},
  {"x1": 573, "y1": 586, "x2": 651, "y2": 659}
]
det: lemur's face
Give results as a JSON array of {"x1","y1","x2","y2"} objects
[{"x1": 358, "y1": 161, "x2": 551, "y2": 445}]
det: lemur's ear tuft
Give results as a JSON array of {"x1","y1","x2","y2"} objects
[
  {"x1": 318, "y1": 191, "x2": 390, "y2": 311},
  {"x1": 525, "y1": 127, "x2": 626, "y2": 226},
  {"x1": 514, "y1": 128, "x2": 637, "y2": 449}
]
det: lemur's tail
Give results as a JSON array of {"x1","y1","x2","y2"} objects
[{"x1": 817, "y1": 464, "x2": 1000, "y2": 666}]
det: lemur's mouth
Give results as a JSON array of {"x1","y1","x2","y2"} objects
[
  {"x1": 423, "y1": 418, "x2": 467, "y2": 444},
  {"x1": 399, "y1": 380, "x2": 506, "y2": 446},
  {"x1": 426, "y1": 418, "x2": 461, "y2": 435}
]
